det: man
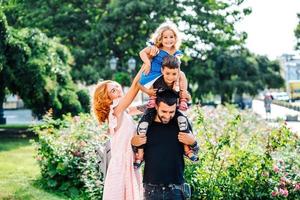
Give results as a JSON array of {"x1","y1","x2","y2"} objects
[{"x1": 131, "y1": 89, "x2": 199, "y2": 200}]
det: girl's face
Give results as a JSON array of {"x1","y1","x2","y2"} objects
[
  {"x1": 107, "y1": 82, "x2": 123, "y2": 100},
  {"x1": 161, "y1": 29, "x2": 176, "y2": 49}
]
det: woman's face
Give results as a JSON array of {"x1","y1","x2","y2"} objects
[{"x1": 107, "y1": 82, "x2": 123, "y2": 100}]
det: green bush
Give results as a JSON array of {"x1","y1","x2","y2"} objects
[
  {"x1": 32, "y1": 112, "x2": 108, "y2": 199},
  {"x1": 185, "y1": 106, "x2": 300, "y2": 199},
  {"x1": 77, "y1": 89, "x2": 91, "y2": 113},
  {"x1": 32, "y1": 106, "x2": 300, "y2": 199},
  {"x1": 113, "y1": 71, "x2": 131, "y2": 86}
]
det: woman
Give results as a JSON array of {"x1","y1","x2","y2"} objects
[{"x1": 93, "y1": 68, "x2": 144, "y2": 200}]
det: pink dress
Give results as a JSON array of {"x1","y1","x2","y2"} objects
[{"x1": 102, "y1": 99, "x2": 143, "y2": 200}]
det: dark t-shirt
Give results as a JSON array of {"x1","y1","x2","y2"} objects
[
  {"x1": 143, "y1": 117, "x2": 185, "y2": 184},
  {"x1": 153, "y1": 76, "x2": 172, "y2": 90}
]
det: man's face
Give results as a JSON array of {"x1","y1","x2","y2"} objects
[
  {"x1": 161, "y1": 67, "x2": 179, "y2": 86},
  {"x1": 155, "y1": 101, "x2": 176, "y2": 124}
]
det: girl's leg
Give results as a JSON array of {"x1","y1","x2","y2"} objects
[
  {"x1": 134, "y1": 109, "x2": 156, "y2": 169},
  {"x1": 177, "y1": 115, "x2": 199, "y2": 161},
  {"x1": 178, "y1": 71, "x2": 188, "y2": 111}
]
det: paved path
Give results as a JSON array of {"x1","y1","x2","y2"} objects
[{"x1": 252, "y1": 99, "x2": 300, "y2": 134}]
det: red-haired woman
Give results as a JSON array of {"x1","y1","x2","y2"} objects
[{"x1": 93, "y1": 68, "x2": 144, "y2": 200}]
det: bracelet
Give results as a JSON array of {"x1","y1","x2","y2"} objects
[{"x1": 190, "y1": 141, "x2": 198, "y2": 148}]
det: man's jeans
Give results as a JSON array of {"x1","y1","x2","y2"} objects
[{"x1": 144, "y1": 183, "x2": 185, "y2": 200}]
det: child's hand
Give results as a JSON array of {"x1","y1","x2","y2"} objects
[
  {"x1": 149, "y1": 46, "x2": 159, "y2": 57},
  {"x1": 147, "y1": 88, "x2": 157, "y2": 97},
  {"x1": 180, "y1": 90, "x2": 191, "y2": 100},
  {"x1": 142, "y1": 63, "x2": 151, "y2": 75}
]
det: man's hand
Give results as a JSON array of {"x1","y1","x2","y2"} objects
[
  {"x1": 178, "y1": 132, "x2": 196, "y2": 145},
  {"x1": 131, "y1": 133, "x2": 147, "y2": 147}
]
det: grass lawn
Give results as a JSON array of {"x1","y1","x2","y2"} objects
[{"x1": 0, "y1": 138, "x2": 68, "y2": 200}]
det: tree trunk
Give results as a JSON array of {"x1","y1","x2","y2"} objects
[{"x1": 0, "y1": 71, "x2": 6, "y2": 124}]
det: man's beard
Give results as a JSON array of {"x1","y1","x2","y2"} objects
[{"x1": 157, "y1": 114, "x2": 171, "y2": 124}]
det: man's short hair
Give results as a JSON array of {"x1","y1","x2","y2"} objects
[
  {"x1": 156, "y1": 89, "x2": 179, "y2": 106},
  {"x1": 162, "y1": 55, "x2": 180, "y2": 69}
]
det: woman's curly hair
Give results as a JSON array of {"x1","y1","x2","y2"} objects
[{"x1": 93, "y1": 80, "x2": 113, "y2": 124}]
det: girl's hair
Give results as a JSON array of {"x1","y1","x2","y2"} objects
[
  {"x1": 151, "y1": 21, "x2": 182, "y2": 50},
  {"x1": 93, "y1": 80, "x2": 114, "y2": 124}
]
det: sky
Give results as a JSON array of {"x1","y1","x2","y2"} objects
[{"x1": 235, "y1": 0, "x2": 300, "y2": 59}]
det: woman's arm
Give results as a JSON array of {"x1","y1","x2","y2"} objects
[{"x1": 113, "y1": 66, "x2": 144, "y2": 117}]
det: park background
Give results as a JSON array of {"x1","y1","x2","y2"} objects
[{"x1": 0, "y1": 0, "x2": 300, "y2": 199}]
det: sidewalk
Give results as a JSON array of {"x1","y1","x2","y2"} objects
[
  {"x1": 252, "y1": 99, "x2": 300, "y2": 134},
  {"x1": 3, "y1": 109, "x2": 41, "y2": 125}
]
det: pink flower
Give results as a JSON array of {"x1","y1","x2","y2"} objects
[
  {"x1": 294, "y1": 183, "x2": 300, "y2": 191},
  {"x1": 280, "y1": 177, "x2": 287, "y2": 187},
  {"x1": 273, "y1": 165, "x2": 279, "y2": 173},
  {"x1": 279, "y1": 188, "x2": 288, "y2": 197},
  {"x1": 73, "y1": 116, "x2": 80, "y2": 122},
  {"x1": 271, "y1": 191, "x2": 278, "y2": 197},
  {"x1": 80, "y1": 141, "x2": 87, "y2": 147}
]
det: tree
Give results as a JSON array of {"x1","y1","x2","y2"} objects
[
  {"x1": 295, "y1": 13, "x2": 300, "y2": 50},
  {"x1": 187, "y1": 47, "x2": 284, "y2": 104},
  {"x1": 2, "y1": 0, "x2": 282, "y2": 103},
  {"x1": 2, "y1": 0, "x2": 250, "y2": 84},
  {"x1": 0, "y1": 11, "x2": 89, "y2": 120}
]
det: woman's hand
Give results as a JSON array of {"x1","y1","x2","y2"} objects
[{"x1": 131, "y1": 134, "x2": 147, "y2": 147}]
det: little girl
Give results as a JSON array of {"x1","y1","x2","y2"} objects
[{"x1": 139, "y1": 21, "x2": 189, "y2": 111}]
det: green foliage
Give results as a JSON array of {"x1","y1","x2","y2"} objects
[
  {"x1": 32, "y1": 112, "x2": 108, "y2": 199},
  {"x1": 113, "y1": 71, "x2": 131, "y2": 86},
  {"x1": 76, "y1": 89, "x2": 91, "y2": 113},
  {"x1": 187, "y1": 48, "x2": 284, "y2": 104},
  {"x1": 185, "y1": 106, "x2": 300, "y2": 199},
  {"x1": 3, "y1": 0, "x2": 250, "y2": 84},
  {"x1": 32, "y1": 106, "x2": 300, "y2": 199},
  {"x1": 0, "y1": 12, "x2": 90, "y2": 118},
  {"x1": 295, "y1": 13, "x2": 300, "y2": 50}
]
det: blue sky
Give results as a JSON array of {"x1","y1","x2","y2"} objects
[{"x1": 236, "y1": 0, "x2": 300, "y2": 59}]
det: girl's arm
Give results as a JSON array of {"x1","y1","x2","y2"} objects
[
  {"x1": 139, "y1": 46, "x2": 159, "y2": 75},
  {"x1": 139, "y1": 47, "x2": 152, "y2": 75},
  {"x1": 114, "y1": 66, "x2": 144, "y2": 117}
]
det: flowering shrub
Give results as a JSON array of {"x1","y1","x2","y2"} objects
[
  {"x1": 32, "y1": 112, "x2": 108, "y2": 199},
  {"x1": 185, "y1": 105, "x2": 300, "y2": 200},
  {"x1": 32, "y1": 106, "x2": 300, "y2": 199}
]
